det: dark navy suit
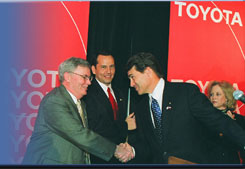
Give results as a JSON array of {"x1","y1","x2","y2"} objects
[
  {"x1": 84, "y1": 79, "x2": 128, "y2": 164},
  {"x1": 128, "y1": 81, "x2": 245, "y2": 164}
]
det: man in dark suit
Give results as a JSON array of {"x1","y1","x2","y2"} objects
[
  {"x1": 22, "y1": 57, "x2": 133, "y2": 165},
  {"x1": 125, "y1": 52, "x2": 245, "y2": 164},
  {"x1": 84, "y1": 51, "x2": 128, "y2": 164}
]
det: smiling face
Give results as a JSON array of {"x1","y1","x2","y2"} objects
[
  {"x1": 92, "y1": 54, "x2": 115, "y2": 86},
  {"x1": 127, "y1": 66, "x2": 151, "y2": 95},
  {"x1": 63, "y1": 66, "x2": 91, "y2": 99},
  {"x1": 209, "y1": 84, "x2": 227, "y2": 110}
]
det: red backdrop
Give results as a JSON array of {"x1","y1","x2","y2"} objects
[
  {"x1": 9, "y1": 2, "x2": 90, "y2": 163},
  {"x1": 168, "y1": 1, "x2": 245, "y2": 115}
]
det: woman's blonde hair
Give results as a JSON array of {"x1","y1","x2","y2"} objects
[{"x1": 207, "y1": 80, "x2": 236, "y2": 111}]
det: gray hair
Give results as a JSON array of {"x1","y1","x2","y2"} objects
[{"x1": 58, "y1": 57, "x2": 91, "y2": 83}]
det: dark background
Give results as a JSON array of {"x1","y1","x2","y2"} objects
[{"x1": 87, "y1": 2, "x2": 170, "y2": 97}]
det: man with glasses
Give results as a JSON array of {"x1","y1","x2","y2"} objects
[
  {"x1": 22, "y1": 57, "x2": 133, "y2": 164},
  {"x1": 84, "y1": 51, "x2": 131, "y2": 164}
]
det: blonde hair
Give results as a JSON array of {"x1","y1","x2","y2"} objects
[{"x1": 207, "y1": 80, "x2": 236, "y2": 111}]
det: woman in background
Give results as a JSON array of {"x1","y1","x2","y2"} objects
[{"x1": 207, "y1": 80, "x2": 245, "y2": 164}]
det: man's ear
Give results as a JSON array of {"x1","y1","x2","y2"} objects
[
  {"x1": 64, "y1": 72, "x2": 70, "y2": 82},
  {"x1": 91, "y1": 65, "x2": 96, "y2": 75},
  {"x1": 144, "y1": 67, "x2": 152, "y2": 76}
]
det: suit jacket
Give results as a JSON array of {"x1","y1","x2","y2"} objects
[
  {"x1": 128, "y1": 81, "x2": 245, "y2": 164},
  {"x1": 208, "y1": 112, "x2": 245, "y2": 164},
  {"x1": 206, "y1": 110, "x2": 243, "y2": 164},
  {"x1": 22, "y1": 84, "x2": 116, "y2": 165},
  {"x1": 83, "y1": 79, "x2": 128, "y2": 164}
]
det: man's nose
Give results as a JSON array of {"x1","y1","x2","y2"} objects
[
  {"x1": 87, "y1": 79, "x2": 91, "y2": 85},
  {"x1": 106, "y1": 67, "x2": 111, "y2": 73},
  {"x1": 130, "y1": 80, "x2": 135, "y2": 87}
]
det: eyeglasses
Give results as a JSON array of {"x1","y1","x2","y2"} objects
[{"x1": 69, "y1": 72, "x2": 93, "y2": 81}]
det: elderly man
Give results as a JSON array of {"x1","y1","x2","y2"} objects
[{"x1": 22, "y1": 57, "x2": 133, "y2": 164}]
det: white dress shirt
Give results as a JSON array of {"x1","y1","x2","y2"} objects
[
  {"x1": 96, "y1": 78, "x2": 117, "y2": 103},
  {"x1": 149, "y1": 78, "x2": 165, "y2": 128},
  {"x1": 67, "y1": 89, "x2": 78, "y2": 104}
]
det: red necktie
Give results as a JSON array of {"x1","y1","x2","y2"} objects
[{"x1": 107, "y1": 87, "x2": 118, "y2": 120}]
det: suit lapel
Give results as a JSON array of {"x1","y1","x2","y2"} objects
[
  {"x1": 81, "y1": 100, "x2": 89, "y2": 127},
  {"x1": 140, "y1": 94, "x2": 164, "y2": 150},
  {"x1": 59, "y1": 85, "x2": 85, "y2": 126},
  {"x1": 161, "y1": 81, "x2": 174, "y2": 142},
  {"x1": 92, "y1": 80, "x2": 115, "y2": 120},
  {"x1": 112, "y1": 87, "x2": 124, "y2": 120},
  {"x1": 140, "y1": 95, "x2": 156, "y2": 135}
]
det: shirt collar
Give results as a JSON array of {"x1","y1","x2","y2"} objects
[
  {"x1": 96, "y1": 78, "x2": 112, "y2": 94},
  {"x1": 66, "y1": 89, "x2": 78, "y2": 104},
  {"x1": 149, "y1": 78, "x2": 165, "y2": 100}
]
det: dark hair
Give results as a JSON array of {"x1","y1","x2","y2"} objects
[
  {"x1": 90, "y1": 51, "x2": 114, "y2": 66},
  {"x1": 126, "y1": 52, "x2": 163, "y2": 78}
]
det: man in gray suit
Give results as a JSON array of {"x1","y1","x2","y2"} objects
[{"x1": 22, "y1": 57, "x2": 134, "y2": 164}]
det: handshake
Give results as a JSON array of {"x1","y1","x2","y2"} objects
[{"x1": 114, "y1": 142, "x2": 135, "y2": 163}]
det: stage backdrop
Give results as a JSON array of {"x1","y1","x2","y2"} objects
[
  {"x1": 3, "y1": 1, "x2": 90, "y2": 164},
  {"x1": 168, "y1": 1, "x2": 245, "y2": 115}
]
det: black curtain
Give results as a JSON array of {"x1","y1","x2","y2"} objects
[{"x1": 87, "y1": 2, "x2": 170, "y2": 96}]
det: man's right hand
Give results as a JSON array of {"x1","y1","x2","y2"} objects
[{"x1": 114, "y1": 143, "x2": 134, "y2": 163}]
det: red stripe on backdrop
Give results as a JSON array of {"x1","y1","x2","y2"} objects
[
  {"x1": 168, "y1": 1, "x2": 245, "y2": 115},
  {"x1": 9, "y1": 2, "x2": 90, "y2": 164}
]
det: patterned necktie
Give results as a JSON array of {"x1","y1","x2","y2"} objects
[
  {"x1": 76, "y1": 99, "x2": 90, "y2": 164},
  {"x1": 107, "y1": 87, "x2": 118, "y2": 120},
  {"x1": 151, "y1": 97, "x2": 163, "y2": 144},
  {"x1": 76, "y1": 100, "x2": 86, "y2": 127}
]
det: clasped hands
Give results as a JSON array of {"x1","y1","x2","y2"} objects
[{"x1": 114, "y1": 142, "x2": 134, "y2": 163}]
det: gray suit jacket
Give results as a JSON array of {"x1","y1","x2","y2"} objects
[{"x1": 22, "y1": 85, "x2": 116, "y2": 164}]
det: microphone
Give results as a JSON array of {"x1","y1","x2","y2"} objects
[{"x1": 233, "y1": 90, "x2": 245, "y2": 103}]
